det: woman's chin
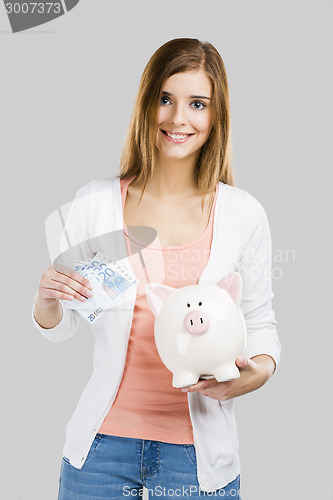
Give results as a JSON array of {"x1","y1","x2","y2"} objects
[{"x1": 156, "y1": 146, "x2": 201, "y2": 163}]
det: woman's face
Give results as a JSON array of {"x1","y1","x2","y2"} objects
[{"x1": 156, "y1": 70, "x2": 214, "y2": 163}]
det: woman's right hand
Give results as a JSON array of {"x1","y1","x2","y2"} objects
[{"x1": 35, "y1": 266, "x2": 94, "y2": 309}]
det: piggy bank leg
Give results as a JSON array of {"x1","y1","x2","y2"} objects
[
  {"x1": 172, "y1": 370, "x2": 199, "y2": 388},
  {"x1": 213, "y1": 364, "x2": 240, "y2": 382}
]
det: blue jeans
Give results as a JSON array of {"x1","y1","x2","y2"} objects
[{"x1": 58, "y1": 433, "x2": 241, "y2": 499}]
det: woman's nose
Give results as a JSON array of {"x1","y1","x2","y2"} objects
[{"x1": 170, "y1": 104, "x2": 187, "y2": 125}]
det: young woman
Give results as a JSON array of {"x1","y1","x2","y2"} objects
[{"x1": 33, "y1": 38, "x2": 281, "y2": 499}]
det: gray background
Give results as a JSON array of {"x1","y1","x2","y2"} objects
[{"x1": 1, "y1": 0, "x2": 332, "y2": 498}]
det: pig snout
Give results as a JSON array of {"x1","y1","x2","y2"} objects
[{"x1": 184, "y1": 310, "x2": 210, "y2": 335}]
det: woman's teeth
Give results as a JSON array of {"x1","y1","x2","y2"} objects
[{"x1": 164, "y1": 131, "x2": 192, "y2": 140}]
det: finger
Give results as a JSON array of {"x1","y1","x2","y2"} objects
[
  {"x1": 235, "y1": 357, "x2": 249, "y2": 369},
  {"x1": 51, "y1": 275, "x2": 94, "y2": 299},
  {"x1": 181, "y1": 379, "x2": 216, "y2": 392},
  {"x1": 43, "y1": 281, "x2": 91, "y2": 302},
  {"x1": 39, "y1": 288, "x2": 79, "y2": 302},
  {"x1": 181, "y1": 383, "x2": 202, "y2": 392},
  {"x1": 181, "y1": 386, "x2": 195, "y2": 393},
  {"x1": 68, "y1": 270, "x2": 94, "y2": 289},
  {"x1": 53, "y1": 268, "x2": 93, "y2": 290}
]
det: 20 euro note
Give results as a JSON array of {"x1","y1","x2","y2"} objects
[{"x1": 62, "y1": 254, "x2": 139, "y2": 323}]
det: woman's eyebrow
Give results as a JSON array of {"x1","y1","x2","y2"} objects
[{"x1": 162, "y1": 91, "x2": 211, "y2": 100}]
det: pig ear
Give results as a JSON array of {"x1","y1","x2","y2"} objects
[
  {"x1": 216, "y1": 272, "x2": 242, "y2": 307},
  {"x1": 145, "y1": 283, "x2": 176, "y2": 318}
]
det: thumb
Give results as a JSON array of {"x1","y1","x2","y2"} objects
[{"x1": 235, "y1": 356, "x2": 250, "y2": 369}]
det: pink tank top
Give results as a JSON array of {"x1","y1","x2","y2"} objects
[{"x1": 98, "y1": 175, "x2": 219, "y2": 443}]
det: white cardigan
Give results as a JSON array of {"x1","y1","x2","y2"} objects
[{"x1": 32, "y1": 177, "x2": 281, "y2": 492}]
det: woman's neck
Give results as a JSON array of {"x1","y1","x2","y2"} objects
[{"x1": 143, "y1": 153, "x2": 200, "y2": 200}]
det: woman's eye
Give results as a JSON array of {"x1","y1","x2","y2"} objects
[
  {"x1": 160, "y1": 96, "x2": 170, "y2": 105},
  {"x1": 191, "y1": 100, "x2": 206, "y2": 110}
]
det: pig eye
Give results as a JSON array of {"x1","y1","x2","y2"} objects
[
  {"x1": 198, "y1": 302, "x2": 202, "y2": 306},
  {"x1": 187, "y1": 303, "x2": 191, "y2": 308}
]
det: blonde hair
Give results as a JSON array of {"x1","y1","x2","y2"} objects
[{"x1": 117, "y1": 37, "x2": 234, "y2": 209}]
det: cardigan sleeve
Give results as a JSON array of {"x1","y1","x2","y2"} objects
[
  {"x1": 238, "y1": 193, "x2": 281, "y2": 372},
  {"x1": 31, "y1": 181, "x2": 97, "y2": 343},
  {"x1": 32, "y1": 300, "x2": 81, "y2": 343}
]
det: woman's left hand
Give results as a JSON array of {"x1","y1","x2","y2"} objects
[{"x1": 181, "y1": 354, "x2": 276, "y2": 401}]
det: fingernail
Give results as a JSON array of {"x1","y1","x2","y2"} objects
[
  {"x1": 238, "y1": 357, "x2": 244, "y2": 365},
  {"x1": 182, "y1": 388, "x2": 189, "y2": 392},
  {"x1": 87, "y1": 291, "x2": 94, "y2": 297}
]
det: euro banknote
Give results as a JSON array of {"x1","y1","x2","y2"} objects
[{"x1": 62, "y1": 253, "x2": 139, "y2": 323}]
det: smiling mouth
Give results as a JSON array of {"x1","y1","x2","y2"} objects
[{"x1": 161, "y1": 130, "x2": 194, "y2": 140}]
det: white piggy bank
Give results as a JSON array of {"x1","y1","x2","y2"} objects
[{"x1": 145, "y1": 272, "x2": 246, "y2": 388}]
